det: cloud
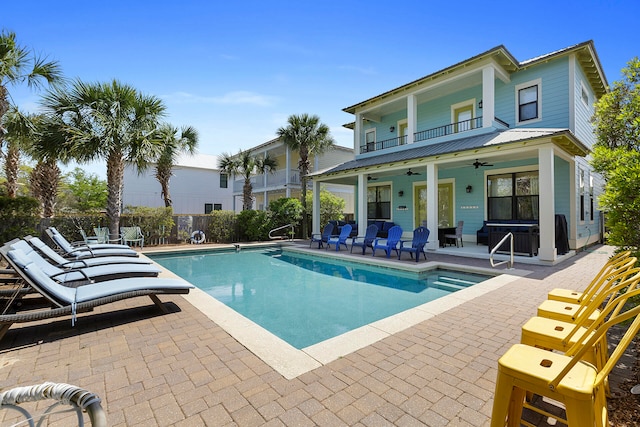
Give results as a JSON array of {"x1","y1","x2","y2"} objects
[{"x1": 162, "y1": 91, "x2": 278, "y2": 107}]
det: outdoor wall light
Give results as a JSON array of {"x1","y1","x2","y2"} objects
[
  {"x1": 398, "y1": 190, "x2": 404, "y2": 197},
  {"x1": 389, "y1": 126, "x2": 395, "y2": 133},
  {"x1": 466, "y1": 185, "x2": 473, "y2": 193},
  {"x1": 478, "y1": 100, "x2": 483, "y2": 109}
]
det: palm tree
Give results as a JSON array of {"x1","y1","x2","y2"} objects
[
  {"x1": 154, "y1": 124, "x2": 199, "y2": 207},
  {"x1": 3, "y1": 109, "x2": 62, "y2": 217},
  {"x1": 218, "y1": 150, "x2": 277, "y2": 211},
  {"x1": 276, "y1": 113, "x2": 335, "y2": 238},
  {"x1": 40, "y1": 79, "x2": 166, "y2": 238},
  {"x1": 0, "y1": 29, "x2": 63, "y2": 197}
]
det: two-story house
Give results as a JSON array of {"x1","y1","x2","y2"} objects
[
  {"x1": 310, "y1": 41, "x2": 607, "y2": 263},
  {"x1": 233, "y1": 137, "x2": 355, "y2": 215},
  {"x1": 122, "y1": 153, "x2": 233, "y2": 214}
]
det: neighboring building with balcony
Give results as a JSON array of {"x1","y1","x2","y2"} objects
[
  {"x1": 311, "y1": 41, "x2": 607, "y2": 263},
  {"x1": 122, "y1": 153, "x2": 233, "y2": 214},
  {"x1": 232, "y1": 137, "x2": 354, "y2": 214}
]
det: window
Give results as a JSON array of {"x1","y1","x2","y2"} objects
[
  {"x1": 487, "y1": 171, "x2": 539, "y2": 221},
  {"x1": 579, "y1": 169, "x2": 585, "y2": 222},
  {"x1": 516, "y1": 79, "x2": 541, "y2": 124},
  {"x1": 363, "y1": 129, "x2": 376, "y2": 153},
  {"x1": 220, "y1": 173, "x2": 228, "y2": 188},
  {"x1": 214, "y1": 203, "x2": 222, "y2": 211},
  {"x1": 367, "y1": 184, "x2": 391, "y2": 220},
  {"x1": 581, "y1": 84, "x2": 589, "y2": 107},
  {"x1": 204, "y1": 203, "x2": 213, "y2": 214},
  {"x1": 589, "y1": 176, "x2": 594, "y2": 222}
]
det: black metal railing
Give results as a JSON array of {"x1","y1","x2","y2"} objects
[
  {"x1": 414, "y1": 117, "x2": 483, "y2": 142},
  {"x1": 360, "y1": 116, "x2": 511, "y2": 154}
]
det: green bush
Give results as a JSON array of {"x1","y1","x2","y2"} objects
[
  {"x1": 268, "y1": 197, "x2": 303, "y2": 237},
  {"x1": 121, "y1": 206, "x2": 175, "y2": 241},
  {"x1": 236, "y1": 210, "x2": 273, "y2": 241},
  {"x1": 0, "y1": 196, "x2": 40, "y2": 243},
  {"x1": 207, "y1": 210, "x2": 237, "y2": 243}
]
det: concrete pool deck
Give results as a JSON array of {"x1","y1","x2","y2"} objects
[{"x1": 0, "y1": 242, "x2": 628, "y2": 425}]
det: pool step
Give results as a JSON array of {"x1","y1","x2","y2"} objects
[{"x1": 432, "y1": 276, "x2": 476, "y2": 292}]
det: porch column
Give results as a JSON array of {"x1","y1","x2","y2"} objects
[
  {"x1": 426, "y1": 163, "x2": 439, "y2": 250},
  {"x1": 285, "y1": 147, "x2": 291, "y2": 198},
  {"x1": 568, "y1": 159, "x2": 577, "y2": 249},
  {"x1": 357, "y1": 174, "x2": 367, "y2": 234},
  {"x1": 407, "y1": 94, "x2": 417, "y2": 144},
  {"x1": 355, "y1": 113, "x2": 362, "y2": 153},
  {"x1": 538, "y1": 146, "x2": 556, "y2": 261},
  {"x1": 482, "y1": 66, "x2": 495, "y2": 128},
  {"x1": 312, "y1": 179, "x2": 321, "y2": 235}
]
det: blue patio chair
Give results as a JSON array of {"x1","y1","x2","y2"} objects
[
  {"x1": 310, "y1": 223, "x2": 335, "y2": 248},
  {"x1": 326, "y1": 224, "x2": 352, "y2": 251},
  {"x1": 398, "y1": 226, "x2": 430, "y2": 262},
  {"x1": 372, "y1": 225, "x2": 403, "y2": 258},
  {"x1": 350, "y1": 224, "x2": 379, "y2": 255}
]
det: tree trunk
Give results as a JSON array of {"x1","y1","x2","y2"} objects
[
  {"x1": 156, "y1": 166, "x2": 173, "y2": 207},
  {"x1": 298, "y1": 147, "x2": 310, "y2": 238},
  {"x1": 243, "y1": 179, "x2": 253, "y2": 210},
  {"x1": 30, "y1": 159, "x2": 60, "y2": 217},
  {"x1": 4, "y1": 141, "x2": 20, "y2": 198},
  {"x1": 106, "y1": 151, "x2": 125, "y2": 240}
]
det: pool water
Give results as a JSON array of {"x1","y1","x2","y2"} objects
[{"x1": 149, "y1": 248, "x2": 490, "y2": 349}]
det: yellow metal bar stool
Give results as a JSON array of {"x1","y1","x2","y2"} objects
[
  {"x1": 536, "y1": 258, "x2": 637, "y2": 324},
  {"x1": 547, "y1": 252, "x2": 633, "y2": 304},
  {"x1": 491, "y1": 303, "x2": 640, "y2": 427}
]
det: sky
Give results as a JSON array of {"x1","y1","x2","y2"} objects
[{"x1": 4, "y1": 0, "x2": 639, "y2": 178}]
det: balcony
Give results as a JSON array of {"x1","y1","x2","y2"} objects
[
  {"x1": 233, "y1": 169, "x2": 300, "y2": 192},
  {"x1": 360, "y1": 116, "x2": 509, "y2": 154}
]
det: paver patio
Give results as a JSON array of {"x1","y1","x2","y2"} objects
[{"x1": 0, "y1": 243, "x2": 625, "y2": 426}]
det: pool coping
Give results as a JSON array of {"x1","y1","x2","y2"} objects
[{"x1": 146, "y1": 244, "x2": 532, "y2": 379}]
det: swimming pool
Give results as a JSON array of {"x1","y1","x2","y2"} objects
[{"x1": 149, "y1": 248, "x2": 491, "y2": 349}]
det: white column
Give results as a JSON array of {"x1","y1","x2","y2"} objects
[
  {"x1": 482, "y1": 66, "x2": 495, "y2": 128},
  {"x1": 568, "y1": 160, "x2": 577, "y2": 249},
  {"x1": 426, "y1": 163, "x2": 439, "y2": 250},
  {"x1": 285, "y1": 147, "x2": 291, "y2": 198},
  {"x1": 312, "y1": 179, "x2": 321, "y2": 235},
  {"x1": 357, "y1": 174, "x2": 367, "y2": 235},
  {"x1": 355, "y1": 113, "x2": 362, "y2": 153},
  {"x1": 538, "y1": 146, "x2": 556, "y2": 261},
  {"x1": 407, "y1": 94, "x2": 417, "y2": 144}
]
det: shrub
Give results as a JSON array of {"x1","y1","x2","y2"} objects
[
  {"x1": 236, "y1": 210, "x2": 273, "y2": 241},
  {"x1": 207, "y1": 210, "x2": 237, "y2": 243},
  {"x1": 0, "y1": 196, "x2": 40, "y2": 243},
  {"x1": 121, "y1": 206, "x2": 175, "y2": 242}
]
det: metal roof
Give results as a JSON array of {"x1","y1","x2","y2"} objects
[{"x1": 312, "y1": 128, "x2": 587, "y2": 177}]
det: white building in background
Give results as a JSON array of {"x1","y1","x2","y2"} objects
[{"x1": 122, "y1": 153, "x2": 233, "y2": 214}]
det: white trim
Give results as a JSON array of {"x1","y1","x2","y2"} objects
[
  {"x1": 450, "y1": 99, "x2": 476, "y2": 124},
  {"x1": 515, "y1": 78, "x2": 542, "y2": 126}
]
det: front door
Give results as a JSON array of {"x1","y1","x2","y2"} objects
[{"x1": 413, "y1": 183, "x2": 454, "y2": 228}]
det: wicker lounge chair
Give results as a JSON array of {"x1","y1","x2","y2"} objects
[
  {"x1": 6, "y1": 240, "x2": 161, "y2": 284},
  {"x1": 0, "y1": 382, "x2": 106, "y2": 426},
  {"x1": 45, "y1": 227, "x2": 139, "y2": 259},
  {"x1": 25, "y1": 236, "x2": 152, "y2": 268},
  {"x1": 0, "y1": 246, "x2": 193, "y2": 341}
]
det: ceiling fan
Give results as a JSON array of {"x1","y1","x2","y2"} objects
[
  {"x1": 367, "y1": 175, "x2": 378, "y2": 181},
  {"x1": 406, "y1": 169, "x2": 421, "y2": 176},
  {"x1": 471, "y1": 159, "x2": 493, "y2": 169}
]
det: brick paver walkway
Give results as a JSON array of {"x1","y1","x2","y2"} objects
[{"x1": 0, "y1": 245, "x2": 620, "y2": 426}]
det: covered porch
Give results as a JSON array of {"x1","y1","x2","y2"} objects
[{"x1": 311, "y1": 128, "x2": 597, "y2": 263}]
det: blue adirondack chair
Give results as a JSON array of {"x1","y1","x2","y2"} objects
[
  {"x1": 310, "y1": 223, "x2": 335, "y2": 248},
  {"x1": 350, "y1": 224, "x2": 379, "y2": 255},
  {"x1": 372, "y1": 225, "x2": 403, "y2": 258},
  {"x1": 398, "y1": 226, "x2": 430, "y2": 262},
  {"x1": 326, "y1": 224, "x2": 352, "y2": 251}
]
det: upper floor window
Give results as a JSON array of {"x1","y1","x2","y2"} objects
[
  {"x1": 220, "y1": 173, "x2": 228, "y2": 188},
  {"x1": 581, "y1": 83, "x2": 589, "y2": 107},
  {"x1": 515, "y1": 79, "x2": 542, "y2": 125},
  {"x1": 363, "y1": 129, "x2": 376, "y2": 153}
]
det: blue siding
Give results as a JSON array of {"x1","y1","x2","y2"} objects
[
  {"x1": 574, "y1": 63, "x2": 596, "y2": 147},
  {"x1": 554, "y1": 157, "x2": 571, "y2": 231},
  {"x1": 416, "y1": 86, "x2": 481, "y2": 134}
]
